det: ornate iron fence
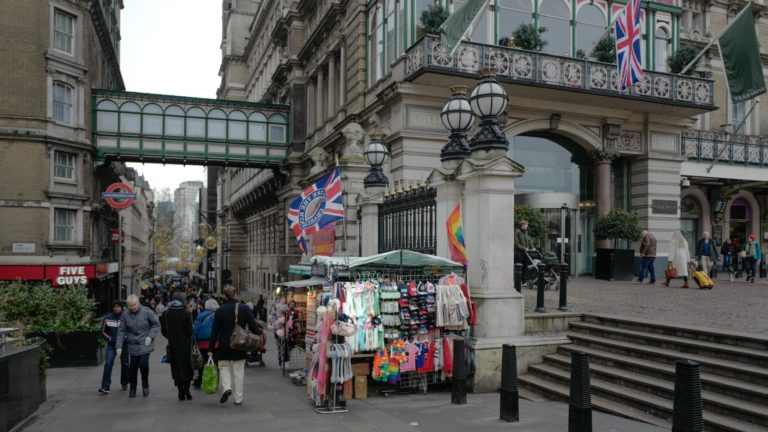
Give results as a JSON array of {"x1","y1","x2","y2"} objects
[
  {"x1": 378, "y1": 186, "x2": 436, "y2": 254},
  {"x1": 682, "y1": 129, "x2": 768, "y2": 166}
]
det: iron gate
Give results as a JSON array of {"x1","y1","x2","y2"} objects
[{"x1": 378, "y1": 186, "x2": 436, "y2": 254}]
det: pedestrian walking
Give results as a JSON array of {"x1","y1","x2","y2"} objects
[
  {"x1": 638, "y1": 230, "x2": 657, "y2": 284},
  {"x1": 116, "y1": 294, "x2": 160, "y2": 398},
  {"x1": 721, "y1": 238, "x2": 735, "y2": 272},
  {"x1": 743, "y1": 234, "x2": 762, "y2": 283},
  {"x1": 209, "y1": 285, "x2": 262, "y2": 406},
  {"x1": 696, "y1": 231, "x2": 718, "y2": 276},
  {"x1": 161, "y1": 292, "x2": 195, "y2": 401},
  {"x1": 98, "y1": 300, "x2": 129, "y2": 394},
  {"x1": 664, "y1": 231, "x2": 690, "y2": 288},
  {"x1": 514, "y1": 219, "x2": 536, "y2": 284},
  {"x1": 192, "y1": 298, "x2": 219, "y2": 388}
]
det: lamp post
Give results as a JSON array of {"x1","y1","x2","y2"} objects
[
  {"x1": 469, "y1": 68, "x2": 509, "y2": 153},
  {"x1": 363, "y1": 133, "x2": 390, "y2": 188},
  {"x1": 440, "y1": 85, "x2": 474, "y2": 162}
]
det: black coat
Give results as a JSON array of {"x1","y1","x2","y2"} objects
[
  {"x1": 161, "y1": 302, "x2": 194, "y2": 385},
  {"x1": 210, "y1": 300, "x2": 261, "y2": 361}
]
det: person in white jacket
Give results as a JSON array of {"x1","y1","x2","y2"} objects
[{"x1": 664, "y1": 231, "x2": 690, "y2": 288}]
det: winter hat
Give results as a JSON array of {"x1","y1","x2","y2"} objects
[
  {"x1": 111, "y1": 300, "x2": 123, "y2": 308},
  {"x1": 749, "y1": 234, "x2": 757, "y2": 242}
]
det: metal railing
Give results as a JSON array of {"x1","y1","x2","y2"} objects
[
  {"x1": 682, "y1": 129, "x2": 768, "y2": 166},
  {"x1": 378, "y1": 186, "x2": 437, "y2": 255},
  {"x1": 405, "y1": 35, "x2": 714, "y2": 108}
]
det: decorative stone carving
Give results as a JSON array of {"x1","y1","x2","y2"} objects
[
  {"x1": 591, "y1": 148, "x2": 620, "y2": 162},
  {"x1": 341, "y1": 122, "x2": 365, "y2": 159},
  {"x1": 307, "y1": 146, "x2": 330, "y2": 176},
  {"x1": 619, "y1": 131, "x2": 642, "y2": 152},
  {"x1": 601, "y1": 122, "x2": 623, "y2": 152}
]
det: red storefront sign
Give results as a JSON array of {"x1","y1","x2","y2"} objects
[
  {"x1": 110, "y1": 229, "x2": 124, "y2": 243},
  {"x1": 46, "y1": 265, "x2": 95, "y2": 286},
  {"x1": 0, "y1": 265, "x2": 45, "y2": 280}
]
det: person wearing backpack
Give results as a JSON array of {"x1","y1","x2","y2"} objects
[
  {"x1": 209, "y1": 285, "x2": 261, "y2": 405},
  {"x1": 192, "y1": 298, "x2": 219, "y2": 388}
]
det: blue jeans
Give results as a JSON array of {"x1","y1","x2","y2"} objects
[
  {"x1": 101, "y1": 344, "x2": 129, "y2": 390},
  {"x1": 722, "y1": 255, "x2": 733, "y2": 271},
  {"x1": 639, "y1": 257, "x2": 656, "y2": 282},
  {"x1": 128, "y1": 353, "x2": 151, "y2": 390}
]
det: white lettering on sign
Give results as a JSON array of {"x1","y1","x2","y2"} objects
[{"x1": 56, "y1": 266, "x2": 87, "y2": 285}]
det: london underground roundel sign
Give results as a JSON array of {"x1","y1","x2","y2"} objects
[{"x1": 101, "y1": 182, "x2": 136, "y2": 209}]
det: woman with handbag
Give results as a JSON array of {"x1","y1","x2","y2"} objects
[
  {"x1": 664, "y1": 231, "x2": 690, "y2": 288},
  {"x1": 192, "y1": 298, "x2": 219, "y2": 388},
  {"x1": 161, "y1": 292, "x2": 196, "y2": 401},
  {"x1": 209, "y1": 285, "x2": 262, "y2": 405}
]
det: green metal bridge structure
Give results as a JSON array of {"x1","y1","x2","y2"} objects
[{"x1": 92, "y1": 89, "x2": 291, "y2": 168}]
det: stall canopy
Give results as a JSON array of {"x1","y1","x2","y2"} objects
[
  {"x1": 288, "y1": 264, "x2": 312, "y2": 276},
  {"x1": 272, "y1": 277, "x2": 328, "y2": 288},
  {"x1": 310, "y1": 250, "x2": 464, "y2": 269}
]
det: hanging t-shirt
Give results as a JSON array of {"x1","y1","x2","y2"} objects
[
  {"x1": 417, "y1": 342, "x2": 436, "y2": 373},
  {"x1": 414, "y1": 343, "x2": 428, "y2": 369},
  {"x1": 442, "y1": 338, "x2": 454, "y2": 378},
  {"x1": 400, "y1": 342, "x2": 419, "y2": 372}
]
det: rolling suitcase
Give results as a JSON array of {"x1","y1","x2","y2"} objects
[{"x1": 691, "y1": 271, "x2": 714, "y2": 289}]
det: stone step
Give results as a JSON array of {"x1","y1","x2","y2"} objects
[
  {"x1": 581, "y1": 314, "x2": 768, "y2": 351},
  {"x1": 519, "y1": 370, "x2": 767, "y2": 432},
  {"x1": 567, "y1": 332, "x2": 768, "y2": 386},
  {"x1": 539, "y1": 353, "x2": 768, "y2": 426},
  {"x1": 570, "y1": 321, "x2": 768, "y2": 367},
  {"x1": 556, "y1": 344, "x2": 768, "y2": 407}
]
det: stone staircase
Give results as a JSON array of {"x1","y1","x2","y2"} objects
[{"x1": 518, "y1": 315, "x2": 768, "y2": 432}]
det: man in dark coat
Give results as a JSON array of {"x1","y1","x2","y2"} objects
[
  {"x1": 161, "y1": 292, "x2": 194, "y2": 401},
  {"x1": 98, "y1": 300, "x2": 128, "y2": 394},
  {"x1": 209, "y1": 285, "x2": 261, "y2": 405}
]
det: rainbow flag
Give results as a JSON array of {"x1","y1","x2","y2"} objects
[{"x1": 446, "y1": 203, "x2": 468, "y2": 265}]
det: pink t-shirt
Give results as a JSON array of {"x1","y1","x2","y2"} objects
[{"x1": 400, "y1": 342, "x2": 419, "y2": 372}]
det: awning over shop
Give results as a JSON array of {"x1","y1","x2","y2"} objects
[
  {"x1": 287, "y1": 264, "x2": 312, "y2": 276},
  {"x1": 272, "y1": 277, "x2": 328, "y2": 288},
  {"x1": 309, "y1": 250, "x2": 464, "y2": 269}
]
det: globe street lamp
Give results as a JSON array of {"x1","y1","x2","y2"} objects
[
  {"x1": 364, "y1": 133, "x2": 389, "y2": 188},
  {"x1": 469, "y1": 68, "x2": 510, "y2": 153},
  {"x1": 440, "y1": 85, "x2": 474, "y2": 162}
]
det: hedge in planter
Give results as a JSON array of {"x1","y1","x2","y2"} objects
[{"x1": 594, "y1": 209, "x2": 642, "y2": 281}]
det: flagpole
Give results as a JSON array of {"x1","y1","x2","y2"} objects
[{"x1": 680, "y1": 2, "x2": 753, "y2": 75}]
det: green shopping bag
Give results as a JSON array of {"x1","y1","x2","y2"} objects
[{"x1": 202, "y1": 357, "x2": 218, "y2": 394}]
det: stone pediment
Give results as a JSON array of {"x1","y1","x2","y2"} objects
[{"x1": 457, "y1": 154, "x2": 525, "y2": 180}]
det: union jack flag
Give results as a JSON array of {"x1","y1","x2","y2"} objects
[
  {"x1": 287, "y1": 166, "x2": 344, "y2": 254},
  {"x1": 615, "y1": 0, "x2": 643, "y2": 92}
]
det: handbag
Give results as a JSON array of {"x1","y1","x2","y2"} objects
[
  {"x1": 664, "y1": 267, "x2": 678, "y2": 279},
  {"x1": 202, "y1": 357, "x2": 218, "y2": 394},
  {"x1": 739, "y1": 250, "x2": 748, "y2": 259},
  {"x1": 190, "y1": 335, "x2": 204, "y2": 370},
  {"x1": 229, "y1": 304, "x2": 263, "y2": 352}
]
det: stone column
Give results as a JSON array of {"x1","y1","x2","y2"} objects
[
  {"x1": 306, "y1": 79, "x2": 315, "y2": 133},
  {"x1": 356, "y1": 187, "x2": 385, "y2": 256},
  {"x1": 328, "y1": 54, "x2": 336, "y2": 121},
  {"x1": 339, "y1": 44, "x2": 346, "y2": 110},
  {"x1": 316, "y1": 67, "x2": 325, "y2": 131},
  {"x1": 337, "y1": 123, "x2": 370, "y2": 256},
  {"x1": 595, "y1": 123, "x2": 621, "y2": 249},
  {"x1": 428, "y1": 167, "x2": 465, "y2": 259}
]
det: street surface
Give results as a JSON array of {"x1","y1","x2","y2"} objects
[{"x1": 524, "y1": 273, "x2": 768, "y2": 335}]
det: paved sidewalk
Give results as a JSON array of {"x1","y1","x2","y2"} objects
[
  {"x1": 523, "y1": 274, "x2": 768, "y2": 335},
  {"x1": 17, "y1": 336, "x2": 663, "y2": 432}
]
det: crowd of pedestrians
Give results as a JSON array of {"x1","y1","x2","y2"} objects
[{"x1": 98, "y1": 281, "x2": 266, "y2": 406}]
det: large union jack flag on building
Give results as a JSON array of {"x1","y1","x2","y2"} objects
[
  {"x1": 615, "y1": 0, "x2": 643, "y2": 92},
  {"x1": 287, "y1": 166, "x2": 344, "y2": 253}
]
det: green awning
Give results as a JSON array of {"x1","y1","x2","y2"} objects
[
  {"x1": 309, "y1": 250, "x2": 464, "y2": 269},
  {"x1": 287, "y1": 264, "x2": 312, "y2": 276}
]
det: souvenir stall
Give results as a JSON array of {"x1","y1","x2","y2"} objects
[{"x1": 305, "y1": 250, "x2": 473, "y2": 412}]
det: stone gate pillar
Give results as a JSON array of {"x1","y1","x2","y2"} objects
[{"x1": 595, "y1": 123, "x2": 621, "y2": 249}]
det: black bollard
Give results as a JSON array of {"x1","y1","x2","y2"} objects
[
  {"x1": 569, "y1": 351, "x2": 592, "y2": 432},
  {"x1": 514, "y1": 263, "x2": 522, "y2": 292},
  {"x1": 535, "y1": 269, "x2": 546, "y2": 312},
  {"x1": 559, "y1": 264, "x2": 569, "y2": 311},
  {"x1": 451, "y1": 338, "x2": 467, "y2": 405},
  {"x1": 672, "y1": 359, "x2": 703, "y2": 432},
  {"x1": 500, "y1": 344, "x2": 519, "y2": 422}
]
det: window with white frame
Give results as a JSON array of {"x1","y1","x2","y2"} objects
[
  {"x1": 655, "y1": 26, "x2": 671, "y2": 72},
  {"x1": 732, "y1": 101, "x2": 746, "y2": 134},
  {"x1": 54, "y1": 208, "x2": 77, "y2": 242},
  {"x1": 54, "y1": 151, "x2": 76, "y2": 181},
  {"x1": 54, "y1": 9, "x2": 75, "y2": 54},
  {"x1": 53, "y1": 82, "x2": 73, "y2": 124}
]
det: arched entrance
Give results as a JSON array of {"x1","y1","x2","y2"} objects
[
  {"x1": 725, "y1": 191, "x2": 760, "y2": 248},
  {"x1": 507, "y1": 130, "x2": 596, "y2": 275},
  {"x1": 680, "y1": 188, "x2": 711, "y2": 259}
]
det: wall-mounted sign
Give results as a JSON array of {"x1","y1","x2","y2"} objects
[
  {"x1": 713, "y1": 199, "x2": 727, "y2": 214},
  {"x1": 46, "y1": 265, "x2": 95, "y2": 286},
  {"x1": 652, "y1": 200, "x2": 678, "y2": 215},
  {"x1": 311, "y1": 224, "x2": 336, "y2": 257},
  {"x1": 101, "y1": 182, "x2": 136, "y2": 209},
  {"x1": 12, "y1": 243, "x2": 36, "y2": 253}
]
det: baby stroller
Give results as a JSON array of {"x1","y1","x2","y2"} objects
[{"x1": 524, "y1": 249, "x2": 561, "y2": 291}]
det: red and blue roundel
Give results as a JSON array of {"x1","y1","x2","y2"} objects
[{"x1": 287, "y1": 166, "x2": 344, "y2": 253}]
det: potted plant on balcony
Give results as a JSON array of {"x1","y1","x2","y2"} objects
[
  {"x1": 512, "y1": 24, "x2": 548, "y2": 52},
  {"x1": 0, "y1": 282, "x2": 103, "y2": 367},
  {"x1": 590, "y1": 35, "x2": 615, "y2": 63},
  {"x1": 418, "y1": 3, "x2": 449, "y2": 38},
  {"x1": 594, "y1": 208, "x2": 642, "y2": 281},
  {"x1": 667, "y1": 45, "x2": 700, "y2": 75}
]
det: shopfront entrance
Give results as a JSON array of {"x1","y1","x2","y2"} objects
[{"x1": 509, "y1": 134, "x2": 595, "y2": 276}]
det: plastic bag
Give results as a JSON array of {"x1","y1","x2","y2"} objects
[{"x1": 202, "y1": 357, "x2": 218, "y2": 394}]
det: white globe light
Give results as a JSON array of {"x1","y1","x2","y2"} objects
[
  {"x1": 470, "y1": 80, "x2": 508, "y2": 117},
  {"x1": 441, "y1": 97, "x2": 474, "y2": 131},
  {"x1": 364, "y1": 137, "x2": 388, "y2": 167}
]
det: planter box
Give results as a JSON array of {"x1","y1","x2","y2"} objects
[
  {"x1": 1, "y1": 344, "x2": 45, "y2": 432},
  {"x1": 30, "y1": 330, "x2": 104, "y2": 368},
  {"x1": 594, "y1": 248, "x2": 636, "y2": 281}
]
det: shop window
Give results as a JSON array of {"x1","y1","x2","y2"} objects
[
  {"x1": 54, "y1": 208, "x2": 76, "y2": 242},
  {"x1": 53, "y1": 82, "x2": 73, "y2": 124},
  {"x1": 498, "y1": 0, "x2": 533, "y2": 45},
  {"x1": 54, "y1": 9, "x2": 75, "y2": 55},
  {"x1": 54, "y1": 151, "x2": 76, "y2": 181},
  {"x1": 539, "y1": 0, "x2": 571, "y2": 56},
  {"x1": 655, "y1": 26, "x2": 670, "y2": 72},
  {"x1": 576, "y1": 4, "x2": 606, "y2": 55}
]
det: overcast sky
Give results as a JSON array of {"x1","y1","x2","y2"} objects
[{"x1": 122, "y1": 0, "x2": 222, "y2": 195}]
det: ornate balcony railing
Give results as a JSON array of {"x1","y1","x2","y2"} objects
[
  {"x1": 405, "y1": 36, "x2": 714, "y2": 108},
  {"x1": 682, "y1": 129, "x2": 768, "y2": 166}
]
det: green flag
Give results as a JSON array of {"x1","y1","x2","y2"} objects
[
  {"x1": 719, "y1": 9, "x2": 766, "y2": 103},
  {"x1": 439, "y1": 0, "x2": 488, "y2": 55}
]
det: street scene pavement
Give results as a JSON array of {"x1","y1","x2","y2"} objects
[
  {"x1": 18, "y1": 334, "x2": 664, "y2": 432},
  {"x1": 523, "y1": 274, "x2": 768, "y2": 335}
]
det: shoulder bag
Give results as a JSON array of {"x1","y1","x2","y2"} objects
[{"x1": 230, "y1": 304, "x2": 263, "y2": 352}]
